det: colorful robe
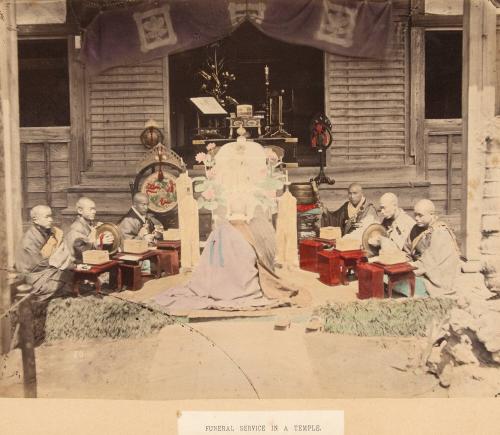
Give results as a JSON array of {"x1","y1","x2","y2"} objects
[{"x1": 322, "y1": 197, "x2": 378, "y2": 237}]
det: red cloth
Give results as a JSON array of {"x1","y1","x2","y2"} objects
[{"x1": 296, "y1": 203, "x2": 318, "y2": 212}]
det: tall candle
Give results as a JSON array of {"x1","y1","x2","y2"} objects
[
  {"x1": 264, "y1": 65, "x2": 269, "y2": 79},
  {"x1": 285, "y1": 170, "x2": 289, "y2": 184}
]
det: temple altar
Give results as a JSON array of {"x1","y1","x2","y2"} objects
[{"x1": 191, "y1": 136, "x2": 298, "y2": 163}]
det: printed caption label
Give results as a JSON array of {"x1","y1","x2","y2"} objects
[{"x1": 178, "y1": 410, "x2": 344, "y2": 435}]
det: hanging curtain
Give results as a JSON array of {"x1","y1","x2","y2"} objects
[{"x1": 81, "y1": 0, "x2": 393, "y2": 75}]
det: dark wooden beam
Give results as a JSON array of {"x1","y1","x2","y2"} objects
[
  {"x1": 412, "y1": 14, "x2": 463, "y2": 27},
  {"x1": 68, "y1": 36, "x2": 86, "y2": 185},
  {"x1": 410, "y1": 27, "x2": 425, "y2": 178},
  {"x1": 44, "y1": 142, "x2": 52, "y2": 206},
  {"x1": 17, "y1": 24, "x2": 78, "y2": 37},
  {"x1": 20, "y1": 127, "x2": 70, "y2": 143},
  {"x1": 411, "y1": 10, "x2": 500, "y2": 28}
]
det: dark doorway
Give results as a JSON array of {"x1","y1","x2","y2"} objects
[
  {"x1": 425, "y1": 31, "x2": 462, "y2": 119},
  {"x1": 18, "y1": 38, "x2": 70, "y2": 127},
  {"x1": 169, "y1": 21, "x2": 324, "y2": 166}
]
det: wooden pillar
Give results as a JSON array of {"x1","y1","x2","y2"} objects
[
  {"x1": 410, "y1": 26, "x2": 426, "y2": 177},
  {"x1": 461, "y1": 0, "x2": 497, "y2": 262},
  {"x1": 16, "y1": 284, "x2": 37, "y2": 398},
  {"x1": 68, "y1": 36, "x2": 86, "y2": 185},
  {"x1": 0, "y1": 1, "x2": 23, "y2": 354}
]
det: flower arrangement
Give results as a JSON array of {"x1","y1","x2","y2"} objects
[
  {"x1": 193, "y1": 143, "x2": 221, "y2": 211},
  {"x1": 193, "y1": 142, "x2": 286, "y2": 216},
  {"x1": 198, "y1": 45, "x2": 238, "y2": 108}
]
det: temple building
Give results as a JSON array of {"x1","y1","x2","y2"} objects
[{"x1": 1, "y1": 0, "x2": 500, "y2": 351}]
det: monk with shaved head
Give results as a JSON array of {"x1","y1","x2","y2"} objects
[
  {"x1": 64, "y1": 196, "x2": 114, "y2": 263},
  {"x1": 368, "y1": 192, "x2": 415, "y2": 252},
  {"x1": 15, "y1": 205, "x2": 71, "y2": 302},
  {"x1": 118, "y1": 192, "x2": 164, "y2": 242},
  {"x1": 321, "y1": 183, "x2": 378, "y2": 238},
  {"x1": 401, "y1": 199, "x2": 461, "y2": 297}
]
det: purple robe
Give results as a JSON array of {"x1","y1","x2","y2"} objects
[{"x1": 152, "y1": 218, "x2": 307, "y2": 312}]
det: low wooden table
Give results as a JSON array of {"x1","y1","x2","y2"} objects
[
  {"x1": 73, "y1": 260, "x2": 122, "y2": 296},
  {"x1": 312, "y1": 237, "x2": 336, "y2": 247},
  {"x1": 117, "y1": 263, "x2": 142, "y2": 291},
  {"x1": 373, "y1": 262, "x2": 417, "y2": 298},
  {"x1": 114, "y1": 249, "x2": 179, "y2": 291},
  {"x1": 337, "y1": 249, "x2": 367, "y2": 285},
  {"x1": 156, "y1": 240, "x2": 182, "y2": 266},
  {"x1": 299, "y1": 239, "x2": 327, "y2": 273},
  {"x1": 357, "y1": 262, "x2": 385, "y2": 299},
  {"x1": 158, "y1": 249, "x2": 180, "y2": 275},
  {"x1": 317, "y1": 250, "x2": 342, "y2": 286}
]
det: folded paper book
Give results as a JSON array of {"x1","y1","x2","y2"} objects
[
  {"x1": 82, "y1": 250, "x2": 110, "y2": 265},
  {"x1": 162, "y1": 228, "x2": 180, "y2": 241},
  {"x1": 377, "y1": 249, "x2": 408, "y2": 265},
  {"x1": 123, "y1": 239, "x2": 149, "y2": 254},
  {"x1": 320, "y1": 226, "x2": 342, "y2": 240},
  {"x1": 335, "y1": 239, "x2": 361, "y2": 251}
]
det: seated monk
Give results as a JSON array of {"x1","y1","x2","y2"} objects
[
  {"x1": 64, "y1": 197, "x2": 114, "y2": 263},
  {"x1": 402, "y1": 199, "x2": 461, "y2": 297},
  {"x1": 321, "y1": 183, "x2": 377, "y2": 239},
  {"x1": 15, "y1": 205, "x2": 72, "y2": 302},
  {"x1": 369, "y1": 192, "x2": 415, "y2": 253},
  {"x1": 118, "y1": 193, "x2": 163, "y2": 243}
]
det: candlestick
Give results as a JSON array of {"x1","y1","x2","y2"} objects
[
  {"x1": 264, "y1": 65, "x2": 270, "y2": 133},
  {"x1": 285, "y1": 170, "x2": 289, "y2": 184}
]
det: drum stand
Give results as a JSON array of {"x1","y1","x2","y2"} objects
[{"x1": 311, "y1": 145, "x2": 335, "y2": 186}]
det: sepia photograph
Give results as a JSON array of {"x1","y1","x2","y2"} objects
[{"x1": 0, "y1": 0, "x2": 499, "y2": 433}]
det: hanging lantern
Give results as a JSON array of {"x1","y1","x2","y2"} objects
[{"x1": 140, "y1": 119, "x2": 164, "y2": 149}]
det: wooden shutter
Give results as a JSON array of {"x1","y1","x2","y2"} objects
[
  {"x1": 325, "y1": 9, "x2": 408, "y2": 165},
  {"x1": 87, "y1": 58, "x2": 168, "y2": 169}
]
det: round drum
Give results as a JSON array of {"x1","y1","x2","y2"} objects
[{"x1": 289, "y1": 182, "x2": 317, "y2": 205}]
